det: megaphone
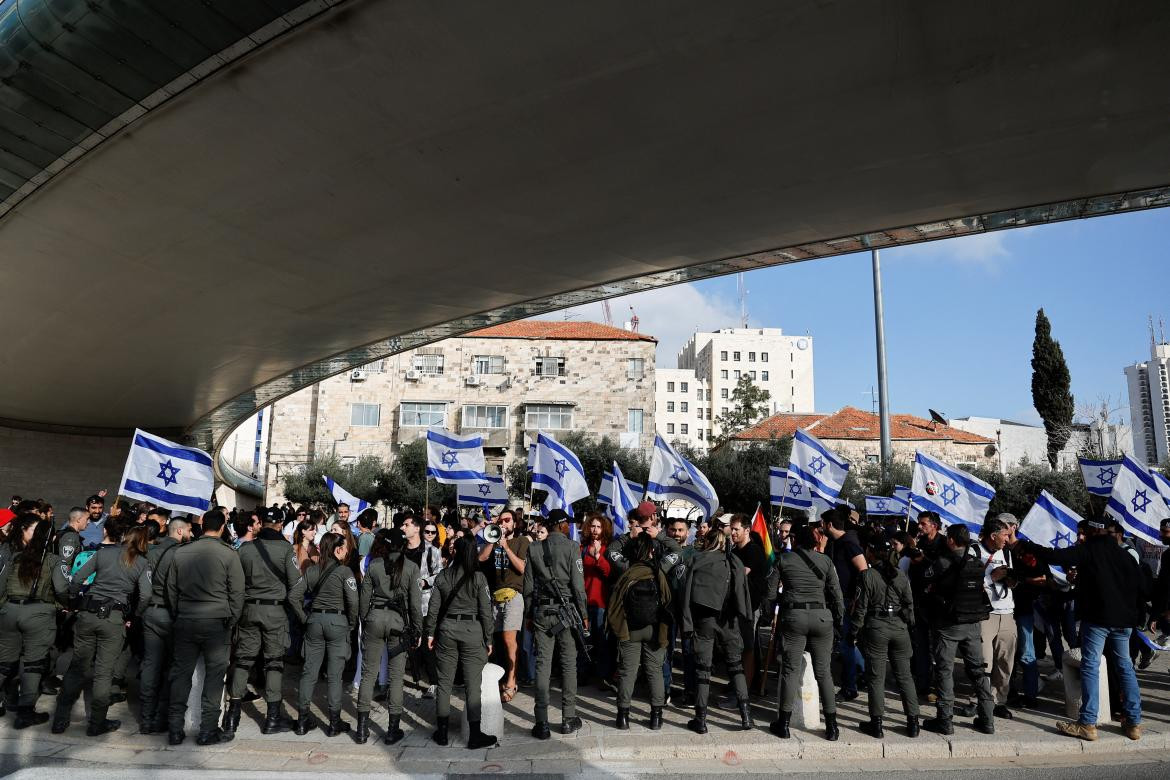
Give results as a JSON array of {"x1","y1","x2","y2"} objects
[{"x1": 483, "y1": 524, "x2": 503, "y2": 544}]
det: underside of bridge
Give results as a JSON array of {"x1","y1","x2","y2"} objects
[{"x1": 1, "y1": 1, "x2": 1169, "y2": 504}]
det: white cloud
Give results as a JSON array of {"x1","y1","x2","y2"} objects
[
  {"x1": 553, "y1": 283, "x2": 741, "y2": 366},
  {"x1": 889, "y1": 230, "x2": 1025, "y2": 270}
]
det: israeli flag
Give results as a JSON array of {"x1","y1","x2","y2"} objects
[
  {"x1": 532, "y1": 432, "x2": 589, "y2": 516},
  {"x1": 598, "y1": 468, "x2": 644, "y2": 508},
  {"x1": 1019, "y1": 490, "x2": 1081, "y2": 550},
  {"x1": 769, "y1": 467, "x2": 787, "y2": 506},
  {"x1": 1106, "y1": 455, "x2": 1170, "y2": 545},
  {"x1": 526, "y1": 443, "x2": 537, "y2": 474},
  {"x1": 865, "y1": 494, "x2": 909, "y2": 516},
  {"x1": 646, "y1": 434, "x2": 719, "y2": 519},
  {"x1": 789, "y1": 429, "x2": 849, "y2": 502},
  {"x1": 117, "y1": 429, "x2": 214, "y2": 514},
  {"x1": 606, "y1": 461, "x2": 642, "y2": 535},
  {"x1": 323, "y1": 476, "x2": 370, "y2": 533},
  {"x1": 1079, "y1": 457, "x2": 1122, "y2": 497},
  {"x1": 425, "y1": 429, "x2": 489, "y2": 485},
  {"x1": 910, "y1": 451, "x2": 995, "y2": 533},
  {"x1": 1151, "y1": 469, "x2": 1170, "y2": 505},
  {"x1": 457, "y1": 474, "x2": 508, "y2": 508}
]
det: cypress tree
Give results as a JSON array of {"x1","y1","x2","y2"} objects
[{"x1": 1031, "y1": 309, "x2": 1075, "y2": 469}]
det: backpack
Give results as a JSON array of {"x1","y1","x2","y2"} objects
[{"x1": 624, "y1": 574, "x2": 660, "y2": 631}]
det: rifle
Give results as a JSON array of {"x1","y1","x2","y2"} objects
[
  {"x1": 27, "y1": 521, "x2": 59, "y2": 604},
  {"x1": 541, "y1": 577, "x2": 592, "y2": 665},
  {"x1": 757, "y1": 602, "x2": 779, "y2": 696}
]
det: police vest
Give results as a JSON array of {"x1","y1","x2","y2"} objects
[{"x1": 947, "y1": 547, "x2": 992, "y2": 624}]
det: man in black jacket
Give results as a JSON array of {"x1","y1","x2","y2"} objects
[{"x1": 1012, "y1": 512, "x2": 1144, "y2": 741}]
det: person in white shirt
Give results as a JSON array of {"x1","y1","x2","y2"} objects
[{"x1": 977, "y1": 515, "x2": 1017, "y2": 719}]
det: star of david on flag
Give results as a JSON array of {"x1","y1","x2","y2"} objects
[
  {"x1": 1079, "y1": 457, "x2": 1123, "y2": 497},
  {"x1": 1106, "y1": 455, "x2": 1170, "y2": 545},
  {"x1": 323, "y1": 476, "x2": 372, "y2": 532},
  {"x1": 425, "y1": 429, "x2": 489, "y2": 485},
  {"x1": 865, "y1": 494, "x2": 909, "y2": 516},
  {"x1": 531, "y1": 431, "x2": 589, "y2": 517},
  {"x1": 1018, "y1": 489, "x2": 1080, "y2": 586},
  {"x1": 788, "y1": 429, "x2": 849, "y2": 504},
  {"x1": 893, "y1": 485, "x2": 914, "y2": 515},
  {"x1": 118, "y1": 429, "x2": 214, "y2": 514},
  {"x1": 769, "y1": 467, "x2": 811, "y2": 509},
  {"x1": 909, "y1": 451, "x2": 994, "y2": 533},
  {"x1": 645, "y1": 435, "x2": 718, "y2": 519},
  {"x1": 457, "y1": 474, "x2": 508, "y2": 509}
]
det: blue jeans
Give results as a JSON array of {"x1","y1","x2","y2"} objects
[
  {"x1": 1078, "y1": 623, "x2": 1141, "y2": 726},
  {"x1": 1016, "y1": 612, "x2": 1039, "y2": 699},
  {"x1": 839, "y1": 613, "x2": 865, "y2": 693}
]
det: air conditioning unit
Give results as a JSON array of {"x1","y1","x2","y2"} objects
[
  {"x1": 465, "y1": 375, "x2": 482, "y2": 387},
  {"x1": 349, "y1": 369, "x2": 366, "y2": 382},
  {"x1": 405, "y1": 370, "x2": 421, "y2": 381}
]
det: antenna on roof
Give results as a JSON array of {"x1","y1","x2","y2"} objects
[
  {"x1": 862, "y1": 387, "x2": 878, "y2": 416},
  {"x1": 627, "y1": 306, "x2": 639, "y2": 332},
  {"x1": 1151, "y1": 315, "x2": 1158, "y2": 349},
  {"x1": 1160, "y1": 316, "x2": 1166, "y2": 345},
  {"x1": 601, "y1": 300, "x2": 613, "y2": 327},
  {"x1": 737, "y1": 273, "x2": 748, "y2": 329},
  {"x1": 928, "y1": 409, "x2": 948, "y2": 429}
]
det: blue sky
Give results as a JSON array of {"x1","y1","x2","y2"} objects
[{"x1": 559, "y1": 207, "x2": 1169, "y2": 425}]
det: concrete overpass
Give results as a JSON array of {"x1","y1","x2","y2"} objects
[{"x1": 1, "y1": 0, "x2": 1169, "y2": 505}]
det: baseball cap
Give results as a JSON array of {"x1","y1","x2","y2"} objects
[
  {"x1": 633, "y1": 501, "x2": 657, "y2": 520},
  {"x1": 263, "y1": 507, "x2": 286, "y2": 524},
  {"x1": 546, "y1": 508, "x2": 570, "y2": 525},
  {"x1": 0, "y1": 508, "x2": 14, "y2": 529}
]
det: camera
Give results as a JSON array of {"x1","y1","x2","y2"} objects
[{"x1": 483, "y1": 524, "x2": 502, "y2": 544}]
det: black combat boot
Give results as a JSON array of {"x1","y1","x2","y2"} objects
[
  {"x1": 615, "y1": 707, "x2": 630, "y2": 730},
  {"x1": 384, "y1": 714, "x2": 405, "y2": 745},
  {"x1": 221, "y1": 699, "x2": 242, "y2": 736},
  {"x1": 353, "y1": 712, "x2": 369, "y2": 744},
  {"x1": 261, "y1": 701, "x2": 286, "y2": 734},
  {"x1": 923, "y1": 716, "x2": 953, "y2": 735},
  {"x1": 322, "y1": 709, "x2": 350, "y2": 737},
  {"x1": 973, "y1": 714, "x2": 995, "y2": 735},
  {"x1": 649, "y1": 706, "x2": 663, "y2": 730},
  {"x1": 824, "y1": 712, "x2": 839, "y2": 741},
  {"x1": 906, "y1": 715, "x2": 920, "y2": 738},
  {"x1": 14, "y1": 706, "x2": 49, "y2": 730},
  {"x1": 859, "y1": 717, "x2": 883, "y2": 738},
  {"x1": 688, "y1": 706, "x2": 708, "y2": 734},
  {"x1": 86, "y1": 706, "x2": 120, "y2": 737},
  {"x1": 769, "y1": 711, "x2": 791, "y2": 738},
  {"x1": 295, "y1": 709, "x2": 316, "y2": 736},
  {"x1": 467, "y1": 719, "x2": 498, "y2": 749},
  {"x1": 738, "y1": 699, "x2": 754, "y2": 730},
  {"x1": 50, "y1": 708, "x2": 69, "y2": 734},
  {"x1": 196, "y1": 728, "x2": 230, "y2": 745},
  {"x1": 561, "y1": 716, "x2": 582, "y2": 735},
  {"x1": 168, "y1": 729, "x2": 185, "y2": 745},
  {"x1": 432, "y1": 716, "x2": 449, "y2": 746},
  {"x1": 531, "y1": 721, "x2": 551, "y2": 740}
]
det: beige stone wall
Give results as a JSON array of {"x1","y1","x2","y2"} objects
[
  {"x1": 265, "y1": 335, "x2": 656, "y2": 503},
  {"x1": 822, "y1": 438, "x2": 996, "y2": 470}
]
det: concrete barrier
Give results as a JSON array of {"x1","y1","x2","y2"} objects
[
  {"x1": 792, "y1": 652, "x2": 821, "y2": 729},
  {"x1": 1062, "y1": 647, "x2": 1114, "y2": 725},
  {"x1": 461, "y1": 662, "x2": 504, "y2": 743}
]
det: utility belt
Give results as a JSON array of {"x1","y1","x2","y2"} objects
[
  {"x1": 147, "y1": 600, "x2": 167, "y2": 610},
  {"x1": 7, "y1": 597, "x2": 45, "y2": 606},
  {"x1": 867, "y1": 606, "x2": 900, "y2": 617},
  {"x1": 82, "y1": 597, "x2": 128, "y2": 618},
  {"x1": 310, "y1": 608, "x2": 344, "y2": 615},
  {"x1": 371, "y1": 602, "x2": 405, "y2": 612},
  {"x1": 442, "y1": 613, "x2": 476, "y2": 622},
  {"x1": 785, "y1": 601, "x2": 825, "y2": 610},
  {"x1": 246, "y1": 598, "x2": 283, "y2": 606}
]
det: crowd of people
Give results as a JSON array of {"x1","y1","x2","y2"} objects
[{"x1": 0, "y1": 488, "x2": 1163, "y2": 748}]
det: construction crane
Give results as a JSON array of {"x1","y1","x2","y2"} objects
[{"x1": 601, "y1": 300, "x2": 613, "y2": 326}]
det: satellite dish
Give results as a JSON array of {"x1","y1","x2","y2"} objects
[{"x1": 928, "y1": 409, "x2": 948, "y2": 426}]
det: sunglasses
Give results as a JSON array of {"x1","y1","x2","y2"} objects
[{"x1": 423, "y1": 529, "x2": 438, "y2": 535}]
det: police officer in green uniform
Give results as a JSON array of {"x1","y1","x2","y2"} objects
[
  {"x1": 608, "y1": 533, "x2": 672, "y2": 730},
  {"x1": 53, "y1": 517, "x2": 151, "y2": 736},
  {"x1": 0, "y1": 515, "x2": 69, "y2": 728},
  {"x1": 54, "y1": 507, "x2": 87, "y2": 571},
  {"x1": 224, "y1": 507, "x2": 305, "y2": 736},
  {"x1": 522, "y1": 509, "x2": 588, "y2": 739},
  {"x1": 46, "y1": 507, "x2": 88, "y2": 697},
  {"x1": 424, "y1": 535, "x2": 497, "y2": 749},
  {"x1": 921, "y1": 523, "x2": 995, "y2": 736},
  {"x1": 769, "y1": 519, "x2": 844, "y2": 741},
  {"x1": 164, "y1": 510, "x2": 245, "y2": 746},
  {"x1": 681, "y1": 525, "x2": 753, "y2": 733},
  {"x1": 354, "y1": 528, "x2": 420, "y2": 744},
  {"x1": 296, "y1": 531, "x2": 358, "y2": 737},
  {"x1": 850, "y1": 534, "x2": 919, "y2": 738},
  {"x1": 137, "y1": 516, "x2": 191, "y2": 734}
]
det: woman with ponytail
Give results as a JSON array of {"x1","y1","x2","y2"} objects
[{"x1": 850, "y1": 529, "x2": 919, "y2": 739}]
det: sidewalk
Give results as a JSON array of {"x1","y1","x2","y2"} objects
[{"x1": 2, "y1": 652, "x2": 1169, "y2": 776}]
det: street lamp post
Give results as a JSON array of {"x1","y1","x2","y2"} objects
[{"x1": 871, "y1": 249, "x2": 892, "y2": 481}]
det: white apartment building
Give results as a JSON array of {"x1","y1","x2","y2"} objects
[
  {"x1": 1125, "y1": 340, "x2": 1170, "y2": 466},
  {"x1": 673, "y1": 327, "x2": 815, "y2": 441},
  {"x1": 655, "y1": 368, "x2": 709, "y2": 451}
]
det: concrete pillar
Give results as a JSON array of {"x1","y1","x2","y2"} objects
[
  {"x1": 0, "y1": 425, "x2": 129, "y2": 509},
  {"x1": 1062, "y1": 647, "x2": 1113, "y2": 725},
  {"x1": 462, "y1": 662, "x2": 504, "y2": 743},
  {"x1": 792, "y1": 652, "x2": 821, "y2": 729}
]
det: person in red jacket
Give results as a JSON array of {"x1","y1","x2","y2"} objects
[{"x1": 580, "y1": 513, "x2": 613, "y2": 685}]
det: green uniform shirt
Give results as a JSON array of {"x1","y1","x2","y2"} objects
[
  {"x1": 165, "y1": 534, "x2": 245, "y2": 622},
  {"x1": 55, "y1": 527, "x2": 83, "y2": 571},
  {"x1": 423, "y1": 567, "x2": 492, "y2": 645},
  {"x1": 521, "y1": 530, "x2": 587, "y2": 618},
  {"x1": 69, "y1": 544, "x2": 151, "y2": 605},
  {"x1": 0, "y1": 550, "x2": 69, "y2": 604},
  {"x1": 359, "y1": 553, "x2": 422, "y2": 631},
  {"x1": 850, "y1": 565, "x2": 915, "y2": 634},
  {"x1": 304, "y1": 561, "x2": 359, "y2": 629},
  {"x1": 774, "y1": 547, "x2": 844, "y2": 620},
  {"x1": 238, "y1": 528, "x2": 306, "y2": 622},
  {"x1": 143, "y1": 536, "x2": 180, "y2": 610},
  {"x1": 681, "y1": 546, "x2": 751, "y2": 633}
]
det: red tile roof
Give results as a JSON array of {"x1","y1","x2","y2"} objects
[
  {"x1": 731, "y1": 406, "x2": 994, "y2": 444},
  {"x1": 464, "y1": 320, "x2": 656, "y2": 342}
]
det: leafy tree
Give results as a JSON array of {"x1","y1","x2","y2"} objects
[
  {"x1": 504, "y1": 432, "x2": 648, "y2": 515},
  {"x1": 378, "y1": 438, "x2": 454, "y2": 511},
  {"x1": 699, "y1": 436, "x2": 791, "y2": 513},
  {"x1": 281, "y1": 453, "x2": 386, "y2": 506},
  {"x1": 1031, "y1": 309, "x2": 1075, "y2": 469},
  {"x1": 713, "y1": 375, "x2": 772, "y2": 446}
]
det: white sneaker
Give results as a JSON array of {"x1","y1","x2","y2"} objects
[{"x1": 423, "y1": 684, "x2": 436, "y2": 699}]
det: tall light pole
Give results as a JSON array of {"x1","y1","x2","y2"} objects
[{"x1": 871, "y1": 248, "x2": 892, "y2": 481}]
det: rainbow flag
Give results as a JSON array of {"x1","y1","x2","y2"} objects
[{"x1": 751, "y1": 505, "x2": 774, "y2": 564}]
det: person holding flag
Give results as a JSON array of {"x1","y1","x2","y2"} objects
[{"x1": 530, "y1": 432, "x2": 589, "y2": 516}]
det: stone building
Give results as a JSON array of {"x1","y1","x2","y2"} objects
[
  {"x1": 723, "y1": 406, "x2": 997, "y2": 469},
  {"x1": 249, "y1": 321, "x2": 657, "y2": 504}
]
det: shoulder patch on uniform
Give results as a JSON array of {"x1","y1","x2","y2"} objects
[
  {"x1": 290, "y1": 554, "x2": 298, "y2": 569},
  {"x1": 663, "y1": 553, "x2": 680, "y2": 567},
  {"x1": 145, "y1": 570, "x2": 153, "y2": 584},
  {"x1": 575, "y1": 558, "x2": 584, "y2": 573},
  {"x1": 60, "y1": 563, "x2": 69, "y2": 577},
  {"x1": 671, "y1": 563, "x2": 687, "y2": 580},
  {"x1": 60, "y1": 545, "x2": 75, "y2": 560},
  {"x1": 346, "y1": 577, "x2": 357, "y2": 591}
]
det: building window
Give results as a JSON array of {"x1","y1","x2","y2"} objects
[
  {"x1": 720, "y1": 370, "x2": 728, "y2": 380},
  {"x1": 350, "y1": 403, "x2": 381, "y2": 427},
  {"x1": 666, "y1": 401, "x2": 675, "y2": 413},
  {"x1": 761, "y1": 352, "x2": 769, "y2": 362},
  {"x1": 535, "y1": 356, "x2": 566, "y2": 376},
  {"x1": 748, "y1": 352, "x2": 756, "y2": 362},
  {"x1": 680, "y1": 382, "x2": 689, "y2": 393},
  {"x1": 628, "y1": 409, "x2": 644, "y2": 433},
  {"x1": 412, "y1": 354, "x2": 444, "y2": 375},
  {"x1": 721, "y1": 407, "x2": 728, "y2": 415},
  {"x1": 734, "y1": 370, "x2": 741, "y2": 380},
  {"x1": 680, "y1": 402, "x2": 688, "y2": 413},
  {"x1": 749, "y1": 370, "x2": 757, "y2": 380},
  {"x1": 400, "y1": 402, "x2": 445, "y2": 427},
  {"x1": 525, "y1": 403, "x2": 572, "y2": 429},
  {"x1": 865, "y1": 454, "x2": 880, "y2": 463},
  {"x1": 721, "y1": 389, "x2": 729, "y2": 399},
  {"x1": 628, "y1": 358, "x2": 646, "y2": 380},
  {"x1": 697, "y1": 408, "x2": 703, "y2": 419},
  {"x1": 697, "y1": 389, "x2": 704, "y2": 401},
  {"x1": 680, "y1": 424, "x2": 689, "y2": 435},
  {"x1": 667, "y1": 423, "x2": 675, "y2": 434},
  {"x1": 362, "y1": 359, "x2": 385, "y2": 373},
  {"x1": 697, "y1": 429, "x2": 704, "y2": 440},
  {"x1": 762, "y1": 371, "x2": 769, "y2": 381},
  {"x1": 462, "y1": 404, "x2": 507, "y2": 429},
  {"x1": 719, "y1": 350, "x2": 728, "y2": 361},
  {"x1": 667, "y1": 381, "x2": 675, "y2": 392},
  {"x1": 473, "y1": 355, "x2": 504, "y2": 374},
  {"x1": 733, "y1": 351, "x2": 741, "y2": 361}
]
